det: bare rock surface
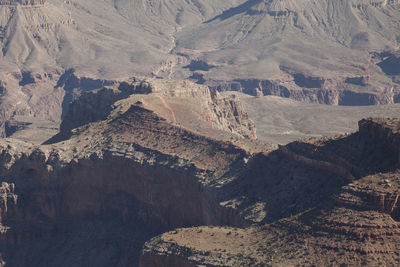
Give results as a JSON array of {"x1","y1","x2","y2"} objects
[
  {"x1": 0, "y1": 77, "x2": 265, "y2": 266},
  {"x1": 141, "y1": 118, "x2": 400, "y2": 267},
  {"x1": 0, "y1": 0, "x2": 399, "y2": 128},
  {"x1": 0, "y1": 76, "x2": 399, "y2": 266},
  {"x1": 234, "y1": 92, "x2": 400, "y2": 144}
]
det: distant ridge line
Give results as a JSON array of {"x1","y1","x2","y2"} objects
[{"x1": 0, "y1": 0, "x2": 45, "y2": 6}]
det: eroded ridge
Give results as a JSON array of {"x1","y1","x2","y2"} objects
[
  {"x1": 141, "y1": 118, "x2": 400, "y2": 267},
  {"x1": 0, "y1": 77, "x2": 262, "y2": 266},
  {"x1": 1, "y1": 80, "x2": 400, "y2": 266}
]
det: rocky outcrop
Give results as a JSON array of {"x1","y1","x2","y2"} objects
[
  {"x1": 0, "y1": 107, "x2": 251, "y2": 265},
  {"x1": 2, "y1": 79, "x2": 400, "y2": 266},
  {"x1": 279, "y1": 145, "x2": 356, "y2": 180},
  {"x1": 0, "y1": 77, "x2": 261, "y2": 265},
  {"x1": 336, "y1": 178, "x2": 400, "y2": 215},
  {"x1": 0, "y1": 70, "x2": 117, "y2": 138},
  {"x1": 210, "y1": 92, "x2": 256, "y2": 139},
  {"x1": 141, "y1": 177, "x2": 400, "y2": 267},
  {"x1": 207, "y1": 77, "x2": 398, "y2": 106},
  {"x1": 0, "y1": 182, "x2": 17, "y2": 224},
  {"x1": 141, "y1": 118, "x2": 400, "y2": 267},
  {"x1": 59, "y1": 87, "x2": 132, "y2": 134},
  {"x1": 57, "y1": 78, "x2": 256, "y2": 142},
  {"x1": 358, "y1": 118, "x2": 400, "y2": 163}
]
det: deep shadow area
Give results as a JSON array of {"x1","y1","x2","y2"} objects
[
  {"x1": 0, "y1": 151, "x2": 245, "y2": 266},
  {"x1": 345, "y1": 76, "x2": 368, "y2": 86},
  {"x1": 56, "y1": 69, "x2": 116, "y2": 119},
  {"x1": 205, "y1": 0, "x2": 264, "y2": 23},
  {"x1": 189, "y1": 73, "x2": 206, "y2": 84},
  {"x1": 339, "y1": 91, "x2": 377, "y2": 106},
  {"x1": 378, "y1": 55, "x2": 400, "y2": 76},
  {"x1": 4, "y1": 120, "x2": 31, "y2": 137},
  {"x1": 293, "y1": 73, "x2": 324, "y2": 89},
  {"x1": 285, "y1": 133, "x2": 399, "y2": 176},
  {"x1": 392, "y1": 207, "x2": 400, "y2": 222},
  {"x1": 184, "y1": 60, "x2": 215, "y2": 71},
  {"x1": 18, "y1": 72, "x2": 35, "y2": 86},
  {"x1": 0, "y1": 219, "x2": 160, "y2": 267},
  {"x1": 216, "y1": 132, "x2": 399, "y2": 224},
  {"x1": 218, "y1": 150, "x2": 348, "y2": 223}
]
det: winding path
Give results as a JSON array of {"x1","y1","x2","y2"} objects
[{"x1": 157, "y1": 95, "x2": 177, "y2": 123}]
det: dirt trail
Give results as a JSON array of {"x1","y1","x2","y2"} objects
[{"x1": 157, "y1": 95, "x2": 177, "y2": 123}]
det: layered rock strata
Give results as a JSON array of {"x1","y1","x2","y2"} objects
[
  {"x1": 0, "y1": 77, "x2": 261, "y2": 266},
  {"x1": 0, "y1": 78, "x2": 399, "y2": 266},
  {"x1": 141, "y1": 119, "x2": 400, "y2": 267},
  {"x1": 208, "y1": 77, "x2": 399, "y2": 105},
  {"x1": 0, "y1": 70, "x2": 116, "y2": 138}
]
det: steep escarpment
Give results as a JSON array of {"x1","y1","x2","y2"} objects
[
  {"x1": 0, "y1": 70, "x2": 116, "y2": 139},
  {"x1": 175, "y1": 0, "x2": 400, "y2": 105},
  {"x1": 56, "y1": 78, "x2": 257, "y2": 143},
  {"x1": 1, "y1": 75, "x2": 400, "y2": 266},
  {"x1": 141, "y1": 118, "x2": 400, "y2": 266},
  {"x1": 358, "y1": 118, "x2": 400, "y2": 162},
  {"x1": 210, "y1": 91, "x2": 256, "y2": 139},
  {"x1": 208, "y1": 77, "x2": 398, "y2": 105},
  {"x1": 0, "y1": 0, "x2": 399, "y2": 121},
  {"x1": 0, "y1": 146, "x2": 246, "y2": 230},
  {"x1": 0, "y1": 146, "x2": 249, "y2": 266},
  {"x1": 0, "y1": 77, "x2": 262, "y2": 266}
]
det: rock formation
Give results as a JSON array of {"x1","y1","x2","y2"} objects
[
  {"x1": 0, "y1": 77, "x2": 263, "y2": 266},
  {"x1": 141, "y1": 118, "x2": 400, "y2": 267},
  {"x1": 56, "y1": 78, "x2": 256, "y2": 143},
  {"x1": 0, "y1": 0, "x2": 399, "y2": 264},
  {"x1": 0, "y1": 77, "x2": 399, "y2": 266},
  {"x1": 209, "y1": 77, "x2": 399, "y2": 105},
  {"x1": 0, "y1": 70, "x2": 116, "y2": 138},
  {"x1": 0, "y1": 0, "x2": 399, "y2": 128}
]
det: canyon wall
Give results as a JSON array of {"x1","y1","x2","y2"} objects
[
  {"x1": 0, "y1": 70, "x2": 116, "y2": 138},
  {"x1": 0, "y1": 144, "x2": 248, "y2": 266},
  {"x1": 139, "y1": 119, "x2": 400, "y2": 267},
  {"x1": 358, "y1": 118, "x2": 400, "y2": 163},
  {"x1": 208, "y1": 77, "x2": 398, "y2": 105}
]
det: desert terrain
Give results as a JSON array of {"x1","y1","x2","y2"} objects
[{"x1": 0, "y1": 0, "x2": 399, "y2": 267}]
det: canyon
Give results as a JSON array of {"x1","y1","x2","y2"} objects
[
  {"x1": 0, "y1": 77, "x2": 397, "y2": 266},
  {"x1": 141, "y1": 118, "x2": 400, "y2": 267},
  {"x1": 0, "y1": 0, "x2": 399, "y2": 266},
  {"x1": 0, "y1": 0, "x2": 399, "y2": 131},
  {"x1": 0, "y1": 0, "x2": 399, "y2": 145}
]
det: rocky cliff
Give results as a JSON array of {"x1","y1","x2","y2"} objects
[
  {"x1": 0, "y1": 0, "x2": 399, "y2": 135},
  {"x1": 57, "y1": 78, "x2": 256, "y2": 143},
  {"x1": 358, "y1": 118, "x2": 400, "y2": 163},
  {"x1": 0, "y1": 77, "x2": 262, "y2": 266},
  {"x1": 208, "y1": 77, "x2": 399, "y2": 105},
  {"x1": 141, "y1": 118, "x2": 400, "y2": 267},
  {"x1": 0, "y1": 76, "x2": 399, "y2": 266},
  {"x1": 0, "y1": 70, "x2": 116, "y2": 138}
]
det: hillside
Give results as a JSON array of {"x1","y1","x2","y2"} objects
[
  {"x1": 142, "y1": 118, "x2": 400, "y2": 267},
  {"x1": 0, "y1": 0, "x2": 399, "y2": 128},
  {"x1": 0, "y1": 79, "x2": 398, "y2": 266}
]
